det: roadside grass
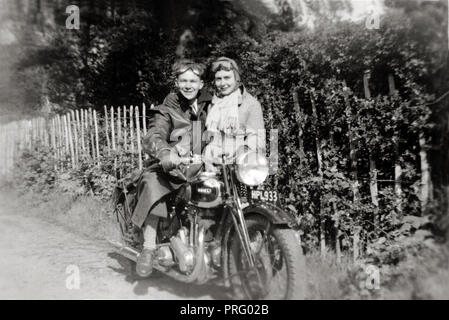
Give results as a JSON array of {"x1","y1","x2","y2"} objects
[
  {"x1": 0, "y1": 186, "x2": 120, "y2": 243},
  {"x1": 304, "y1": 246, "x2": 449, "y2": 300},
  {"x1": 1, "y1": 184, "x2": 448, "y2": 300},
  {"x1": 305, "y1": 249, "x2": 351, "y2": 299}
]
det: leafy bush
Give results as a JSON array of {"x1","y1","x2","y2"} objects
[{"x1": 13, "y1": 144, "x2": 58, "y2": 196}]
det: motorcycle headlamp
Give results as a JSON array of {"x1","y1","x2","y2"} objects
[{"x1": 235, "y1": 151, "x2": 269, "y2": 186}]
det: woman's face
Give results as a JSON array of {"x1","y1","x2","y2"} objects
[
  {"x1": 175, "y1": 70, "x2": 204, "y2": 102},
  {"x1": 214, "y1": 70, "x2": 239, "y2": 96}
]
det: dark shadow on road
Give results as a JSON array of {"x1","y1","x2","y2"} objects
[{"x1": 107, "y1": 251, "x2": 231, "y2": 299}]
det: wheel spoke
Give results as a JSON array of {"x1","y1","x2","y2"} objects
[{"x1": 235, "y1": 226, "x2": 290, "y2": 300}]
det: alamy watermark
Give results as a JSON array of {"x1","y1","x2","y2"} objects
[
  {"x1": 66, "y1": 5, "x2": 80, "y2": 30},
  {"x1": 360, "y1": 264, "x2": 381, "y2": 291},
  {"x1": 65, "y1": 264, "x2": 80, "y2": 290}
]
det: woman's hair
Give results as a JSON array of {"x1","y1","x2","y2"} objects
[
  {"x1": 211, "y1": 57, "x2": 241, "y2": 83},
  {"x1": 172, "y1": 59, "x2": 206, "y2": 79}
]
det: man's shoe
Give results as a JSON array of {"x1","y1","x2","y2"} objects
[{"x1": 136, "y1": 248, "x2": 154, "y2": 277}]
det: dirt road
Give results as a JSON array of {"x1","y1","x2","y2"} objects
[{"x1": 0, "y1": 193, "x2": 228, "y2": 300}]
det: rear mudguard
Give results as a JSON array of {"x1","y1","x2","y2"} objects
[{"x1": 220, "y1": 202, "x2": 300, "y2": 287}]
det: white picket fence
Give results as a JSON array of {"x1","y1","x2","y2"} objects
[{"x1": 0, "y1": 103, "x2": 154, "y2": 178}]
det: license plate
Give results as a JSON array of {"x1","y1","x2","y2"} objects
[{"x1": 250, "y1": 189, "x2": 278, "y2": 203}]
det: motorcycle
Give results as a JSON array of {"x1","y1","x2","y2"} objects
[{"x1": 110, "y1": 151, "x2": 306, "y2": 300}]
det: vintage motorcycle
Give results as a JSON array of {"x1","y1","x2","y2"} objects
[{"x1": 110, "y1": 151, "x2": 306, "y2": 300}]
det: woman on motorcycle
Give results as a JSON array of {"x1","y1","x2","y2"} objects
[{"x1": 203, "y1": 57, "x2": 266, "y2": 168}]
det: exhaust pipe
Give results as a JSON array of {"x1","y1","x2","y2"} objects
[
  {"x1": 107, "y1": 239, "x2": 140, "y2": 262},
  {"x1": 107, "y1": 228, "x2": 206, "y2": 283}
]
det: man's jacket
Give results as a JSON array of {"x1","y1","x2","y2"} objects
[
  {"x1": 143, "y1": 90, "x2": 212, "y2": 162},
  {"x1": 131, "y1": 90, "x2": 212, "y2": 227}
]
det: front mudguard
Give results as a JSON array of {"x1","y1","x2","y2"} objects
[
  {"x1": 243, "y1": 202, "x2": 300, "y2": 229},
  {"x1": 221, "y1": 202, "x2": 300, "y2": 287}
]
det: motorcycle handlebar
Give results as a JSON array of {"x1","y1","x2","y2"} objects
[
  {"x1": 158, "y1": 156, "x2": 203, "y2": 167},
  {"x1": 178, "y1": 157, "x2": 203, "y2": 165}
]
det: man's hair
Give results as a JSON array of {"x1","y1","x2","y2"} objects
[{"x1": 172, "y1": 59, "x2": 206, "y2": 79}]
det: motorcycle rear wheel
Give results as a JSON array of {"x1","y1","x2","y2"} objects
[
  {"x1": 228, "y1": 214, "x2": 307, "y2": 300},
  {"x1": 114, "y1": 191, "x2": 143, "y2": 251}
]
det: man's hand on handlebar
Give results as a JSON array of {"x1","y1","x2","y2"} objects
[
  {"x1": 160, "y1": 152, "x2": 203, "y2": 172},
  {"x1": 160, "y1": 152, "x2": 182, "y2": 172},
  {"x1": 179, "y1": 154, "x2": 203, "y2": 165}
]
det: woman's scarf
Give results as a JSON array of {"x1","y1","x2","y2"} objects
[
  {"x1": 205, "y1": 89, "x2": 240, "y2": 134},
  {"x1": 204, "y1": 89, "x2": 244, "y2": 164}
]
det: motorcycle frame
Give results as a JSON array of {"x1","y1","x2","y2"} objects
[
  {"x1": 214, "y1": 160, "x2": 300, "y2": 288},
  {"x1": 220, "y1": 160, "x2": 257, "y2": 268}
]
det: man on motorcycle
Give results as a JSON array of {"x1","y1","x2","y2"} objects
[{"x1": 132, "y1": 59, "x2": 212, "y2": 277}]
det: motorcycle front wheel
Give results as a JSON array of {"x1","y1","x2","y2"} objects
[{"x1": 227, "y1": 214, "x2": 307, "y2": 300}]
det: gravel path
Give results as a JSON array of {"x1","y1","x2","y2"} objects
[{"x1": 0, "y1": 192, "x2": 228, "y2": 300}]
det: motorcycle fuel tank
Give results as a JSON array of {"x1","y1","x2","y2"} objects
[{"x1": 189, "y1": 177, "x2": 223, "y2": 208}]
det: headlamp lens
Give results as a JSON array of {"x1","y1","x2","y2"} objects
[{"x1": 235, "y1": 152, "x2": 269, "y2": 186}]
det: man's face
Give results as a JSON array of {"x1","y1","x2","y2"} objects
[
  {"x1": 214, "y1": 70, "x2": 239, "y2": 97},
  {"x1": 175, "y1": 70, "x2": 204, "y2": 102}
]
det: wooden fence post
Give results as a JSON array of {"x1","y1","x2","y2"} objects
[
  {"x1": 363, "y1": 71, "x2": 379, "y2": 228},
  {"x1": 142, "y1": 103, "x2": 147, "y2": 136},
  {"x1": 56, "y1": 114, "x2": 63, "y2": 170},
  {"x1": 80, "y1": 109, "x2": 85, "y2": 156},
  {"x1": 123, "y1": 106, "x2": 128, "y2": 151},
  {"x1": 310, "y1": 89, "x2": 326, "y2": 257},
  {"x1": 343, "y1": 82, "x2": 361, "y2": 203},
  {"x1": 110, "y1": 106, "x2": 116, "y2": 151},
  {"x1": 104, "y1": 105, "x2": 111, "y2": 156},
  {"x1": 117, "y1": 106, "x2": 121, "y2": 147},
  {"x1": 135, "y1": 106, "x2": 143, "y2": 170},
  {"x1": 51, "y1": 118, "x2": 57, "y2": 170},
  {"x1": 292, "y1": 90, "x2": 306, "y2": 169},
  {"x1": 335, "y1": 205, "x2": 342, "y2": 264},
  {"x1": 62, "y1": 115, "x2": 69, "y2": 167},
  {"x1": 142, "y1": 103, "x2": 148, "y2": 160},
  {"x1": 89, "y1": 108, "x2": 95, "y2": 160},
  {"x1": 71, "y1": 110, "x2": 79, "y2": 167},
  {"x1": 84, "y1": 109, "x2": 90, "y2": 159},
  {"x1": 353, "y1": 227, "x2": 360, "y2": 263},
  {"x1": 389, "y1": 74, "x2": 402, "y2": 221},
  {"x1": 67, "y1": 112, "x2": 75, "y2": 168},
  {"x1": 130, "y1": 105, "x2": 135, "y2": 154},
  {"x1": 75, "y1": 109, "x2": 82, "y2": 154},
  {"x1": 327, "y1": 87, "x2": 342, "y2": 264},
  {"x1": 32, "y1": 118, "x2": 36, "y2": 143},
  {"x1": 419, "y1": 131, "x2": 432, "y2": 212},
  {"x1": 93, "y1": 110, "x2": 100, "y2": 165},
  {"x1": 110, "y1": 106, "x2": 117, "y2": 176},
  {"x1": 35, "y1": 118, "x2": 40, "y2": 144}
]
